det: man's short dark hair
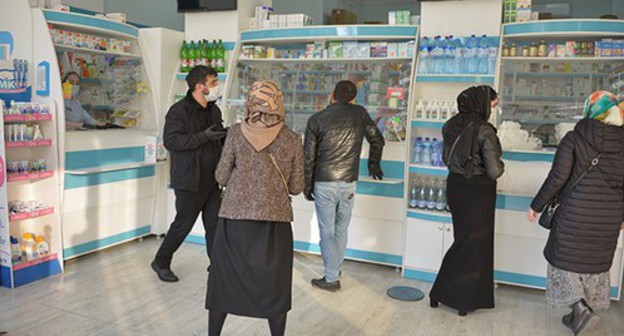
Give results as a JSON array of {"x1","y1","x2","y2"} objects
[
  {"x1": 333, "y1": 80, "x2": 357, "y2": 104},
  {"x1": 186, "y1": 65, "x2": 218, "y2": 91}
]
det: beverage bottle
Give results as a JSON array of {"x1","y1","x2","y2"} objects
[
  {"x1": 421, "y1": 138, "x2": 432, "y2": 165},
  {"x1": 206, "y1": 40, "x2": 213, "y2": 69},
  {"x1": 180, "y1": 40, "x2": 188, "y2": 73},
  {"x1": 453, "y1": 36, "x2": 464, "y2": 73},
  {"x1": 432, "y1": 36, "x2": 444, "y2": 74},
  {"x1": 435, "y1": 179, "x2": 447, "y2": 211},
  {"x1": 10, "y1": 236, "x2": 21, "y2": 263},
  {"x1": 412, "y1": 137, "x2": 423, "y2": 164},
  {"x1": 187, "y1": 41, "x2": 195, "y2": 69},
  {"x1": 431, "y1": 101, "x2": 441, "y2": 120},
  {"x1": 195, "y1": 41, "x2": 202, "y2": 68},
  {"x1": 488, "y1": 42, "x2": 498, "y2": 75},
  {"x1": 445, "y1": 35, "x2": 455, "y2": 74},
  {"x1": 440, "y1": 101, "x2": 451, "y2": 121},
  {"x1": 218, "y1": 39, "x2": 226, "y2": 72},
  {"x1": 478, "y1": 35, "x2": 489, "y2": 74},
  {"x1": 418, "y1": 36, "x2": 430, "y2": 74},
  {"x1": 424, "y1": 101, "x2": 432, "y2": 120},
  {"x1": 430, "y1": 138, "x2": 439, "y2": 166},
  {"x1": 211, "y1": 40, "x2": 218, "y2": 69},
  {"x1": 417, "y1": 178, "x2": 427, "y2": 209},
  {"x1": 409, "y1": 178, "x2": 418, "y2": 208},
  {"x1": 426, "y1": 178, "x2": 437, "y2": 210},
  {"x1": 466, "y1": 35, "x2": 478, "y2": 74},
  {"x1": 21, "y1": 233, "x2": 38, "y2": 261},
  {"x1": 415, "y1": 99, "x2": 425, "y2": 119}
]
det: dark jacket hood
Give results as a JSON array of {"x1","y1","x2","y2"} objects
[{"x1": 574, "y1": 118, "x2": 624, "y2": 154}]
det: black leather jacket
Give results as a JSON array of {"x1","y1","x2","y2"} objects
[
  {"x1": 303, "y1": 103, "x2": 385, "y2": 188},
  {"x1": 442, "y1": 122, "x2": 504, "y2": 181}
]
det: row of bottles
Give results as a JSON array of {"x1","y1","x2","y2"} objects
[
  {"x1": 10, "y1": 233, "x2": 50, "y2": 264},
  {"x1": 408, "y1": 176, "x2": 448, "y2": 212},
  {"x1": 414, "y1": 100, "x2": 458, "y2": 121},
  {"x1": 412, "y1": 137, "x2": 444, "y2": 167},
  {"x1": 418, "y1": 35, "x2": 497, "y2": 75},
  {"x1": 180, "y1": 39, "x2": 227, "y2": 73}
]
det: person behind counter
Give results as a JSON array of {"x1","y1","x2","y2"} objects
[
  {"x1": 206, "y1": 80, "x2": 304, "y2": 336},
  {"x1": 151, "y1": 65, "x2": 227, "y2": 283},
  {"x1": 430, "y1": 85, "x2": 504, "y2": 317},
  {"x1": 303, "y1": 80, "x2": 385, "y2": 292},
  {"x1": 62, "y1": 71, "x2": 105, "y2": 129},
  {"x1": 528, "y1": 91, "x2": 624, "y2": 336}
]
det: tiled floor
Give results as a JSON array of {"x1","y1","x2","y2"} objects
[{"x1": 0, "y1": 236, "x2": 622, "y2": 335}]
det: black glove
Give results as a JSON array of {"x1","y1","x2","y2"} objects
[
  {"x1": 369, "y1": 164, "x2": 384, "y2": 180},
  {"x1": 304, "y1": 185, "x2": 314, "y2": 201},
  {"x1": 204, "y1": 124, "x2": 227, "y2": 141}
]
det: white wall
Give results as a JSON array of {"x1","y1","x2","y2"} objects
[
  {"x1": 273, "y1": 0, "x2": 322, "y2": 25},
  {"x1": 532, "y1": 0, "x2": 614, "y2": 18},
  {"x1": 185, "y1": 0, "x2": 271, "y2": 41},
  {"x1": 104, "y1": 0, "x2": 184, "y2": 31},
  {"x1": 62, "y1": 0, "x2": 104, "y2": 12}
]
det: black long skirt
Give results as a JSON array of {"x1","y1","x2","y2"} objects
[
  {"x1": 429, "y1": 173, "x2": 497, "y2": 312},
  {"x1": 205, "y1": 218, "x2": 293, "y2": 318}
]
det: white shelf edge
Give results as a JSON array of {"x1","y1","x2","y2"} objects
[
  {"x1": 502, "y1": 57, "x2": 624, "y2": 62},
  {"x1": 239, "y1": 57, "x2": 413, "y2": 64},
  {"x1": 358, "y1": 177, "x2": 404, "y2": 185},
  {"x1": 54, "y1": 44, "x2": 141, "y2": 58},
  {"x1": 408, "y1": 164, "x2": 448, "y2": 171},
  {"x1": 66, "y1": 161, "x2": 166, "y2": 175},
  {"x1": 407, "y1": 208, "x2": 452, "y2": 218}
]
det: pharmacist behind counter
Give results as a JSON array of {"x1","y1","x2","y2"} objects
[{"x1": 62, "y1": 71, "x2": 106, "y2": 130}]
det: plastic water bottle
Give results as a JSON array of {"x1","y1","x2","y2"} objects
[
  {"x1": 466, "y1": 35, "x2": 478, "y2": 74},
  {"x1": 435, "y1": 180, "x2": 447, "y2": 211},
  {"x1": 445, "y1": 35, "x2": 455, "y2": 74},
  {"x1": 430, "y1": 138, "x2": 439, "y2": 166},
  {"x1": 418, "y1": 37, "x2": 430, "y2": 74},
  {"x1": 418, "y1": 178, "x2": 427, "y2": 209},
  {"x1": 488, "y1": 43, "x2": 498, "y2": 75},
  {"x1": 453, "y1": 36, "x2": 464, "y2": 73},
  {"x1": 409, "y1": 178, "x2": 418, "y2": 208},
  {"x1": 421, "y1": 138, "x2": 432, "y2": 165},
  {"x1": 426, "y1": 179, "x2": 437, "y2": 210},
  {"x1": 432, "y1": 36, "x2": 444, "y2": 74},
  {"x1": 478, "y1": 35, "x2": 490, "y2": 74},
  {"x1": 412, "y1": 137, "x2": 423, "y2": 163}
]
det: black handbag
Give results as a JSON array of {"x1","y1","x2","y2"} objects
[{"x1": 539, "y1": 153, "x2": 602, "y2": 229}]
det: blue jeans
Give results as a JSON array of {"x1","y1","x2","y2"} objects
[{"x1": 314, "y1": 181, "x2": 356, "y2": 283}]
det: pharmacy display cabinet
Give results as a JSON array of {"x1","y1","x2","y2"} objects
[
  {"x1": 495, "y1": 19, "x2": 624, "y2": 299},
  {"x1": 223, "y1": 25, "x2": 419, "y2": 266}
]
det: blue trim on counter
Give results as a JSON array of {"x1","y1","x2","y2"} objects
[
  {"x1": 185, "y1": 235, "x2": 207, "y2": 245},
  {"x1": 408, "y1": 165, "x2": 448, "y2": 176},
  {"x1": 407, "y1": 210, "x2": 451, "y2": 223},
  {"x1": 242, "y1": 26, "x2": 418, "y2": 42},
  {"x1": 176, "y1": 73, "x2": 227, "y2": 81},
  {"x1": 44, "y1": 9, "x2": 139, "y2": 37},
  {"x1": 356, "y1": 181, "x2": 404, "y2": 198},
  {"x1": 66, "y1": 147, "x2": 145, "y2": 170},
  {"x1": 415, "y1": 75, "x2": 496, "y2": 84},
  {"x1": 411, "y1": 120, "x2": 444, "y2": 129},
  {"x1": 64, "y1": 166, "x2": 155, "y2": 189},
  {"x1": 503, "y1": 20, "x2": 624, "y2": 37},
  {"x1": 403, "y1": 268, "x2": 437, "y2": 282},
  {"x1": 63, "y1": 226, "x2": 151, "y2": 259},
  {"x1": 496, "y1": 194, "x2": 532, "y2": 212},
  {"x1": 359, "y1": 160, "x2": 405, "y2": 180},
  {"x1": 503, "y1": 150, "x2": 555, "y2": 162},
  {"x1": 12, "y1": 259, "x2": 62, "y2": 288},
  {"x1": 0, "y1": 266, "x2": 11, "y2": 288},
  {"x1": 294, "y1": 241, "x2": 402, "y2": 266}
]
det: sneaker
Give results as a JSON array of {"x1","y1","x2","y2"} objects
[
  {"x1": 151, "y1": 260, "x2": 179, "y2": 282},
  {"x1": 311, "y1": 277, "x2": 341, "y2": 292}
]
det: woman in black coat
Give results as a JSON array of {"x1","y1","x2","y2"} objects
[
  {"x1": 528, "y1": 91, "x2": 624, "y2": 335},
  {"x1": 429, "y1": 86, "x2": 505, "y2": 316}
]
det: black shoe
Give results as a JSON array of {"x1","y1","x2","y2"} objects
[
  {"x1": 562, "y1": 310, "x2": 574, "y2": 329},
  {"x1": 570, "y1": 300, "x2": 600, "y2": 336},
  {"x1": 458, "y1": 310, "x2": 467, "y2": 317},
  {"x1": 311, "y1": 277, "x2": 341, "y2": 292},
  {"x1": 151, "y1": 260, "x2": 179, "y2": 282},
  {"x1": 430, "y1": 298, "x2": 439, "y2": 308}
]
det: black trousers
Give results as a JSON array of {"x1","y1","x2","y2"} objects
[{"x1": 155, "y1": 185, "x2": 221, "y2": 268}]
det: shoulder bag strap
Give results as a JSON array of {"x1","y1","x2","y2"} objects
[
  {"x1": 268, "y1": 153, "x2": 290, "y2": 195},
  {"x1": 558, "y1": 152, "x2": 602, "y2": 204}
]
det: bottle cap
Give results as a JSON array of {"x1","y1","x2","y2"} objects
[{"x1": 35, "y1": 237, "x2": 46, "y2": 243}]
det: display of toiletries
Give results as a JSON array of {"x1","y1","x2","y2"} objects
[
  {"x1": 4, "y1": 123, "x2": 45, "y2": 142},
  {"x1": 413, "y1": 99, "x2": 458, "y2": 121},
  {"x1": 2, "y1": 101, "x2": 50, "y2": 115},
  {"x1": 9, "y1": 200, "x2": 47, "y2": 215},
  {"x1": 6, "y1": 159, "x2": 47, "y2": 174}
]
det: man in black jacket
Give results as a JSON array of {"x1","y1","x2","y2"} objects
[
  {"x1": 151, "y1": 66, "x2": 227, "y2": 282},
  {"x1": 304, "y1": 80, "x2": 385, "y2": 292}
]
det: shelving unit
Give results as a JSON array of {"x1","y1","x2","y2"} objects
[{"x1": 54, "y1": 44, "x2": 141, "y2": 58}]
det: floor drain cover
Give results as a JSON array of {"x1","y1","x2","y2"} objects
[{"x1": 386, "y1": 286, "x2": 425, "y2": 301}]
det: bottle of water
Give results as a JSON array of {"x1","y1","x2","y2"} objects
[
  {"x1": 418, "y1": 37, "x2": 430, "y2": 74},
  {"x1": 409, "y1": 178, "x2": 418, "y2": 208},
  {"x1": 430, "y1": 138, "x2": 439, "y2": 166},
  {"x1": 466, "y1": 35, "x2": 478, "y2": 74},
  {"x1": 417, "y1": 177, "x2": 427, "y2": 209},
  {"x1": 435, "y1": 179, "x2": 447, "y2": 211},
  {"x1": 426, "y1": 178, "x2": 437, "y2": 210},
  {"x1": 432, "y1": 36, "x2": 444, "y2": 74},
  {"x1": 488, "y1": 42, "x2": 498, "y2": 75},
  {"x1": 478, "y1": 35, "x2": 489, "y2": 74},
  {"x1": 421, "y1": 138, "x2": 432, "y2": 165},
  {"x1": 453, "y1": 36, "x2": 464, "y2": 74},
  {"x1": 412, "y1": 137, "x2": 423, "y2": 164},
  {"x1": 445, "y1": 35, "x2": 455, "y2": 74}
]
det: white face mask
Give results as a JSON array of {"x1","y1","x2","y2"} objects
[{"x1": 205, "y1": 85, "x2": 220, "y2": 102}]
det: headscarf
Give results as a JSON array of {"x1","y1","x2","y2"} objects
[
  {"x1": 241, "y1": 80, "x2": 286, "y2": 152},
  {"x1": 583, "y1": 90, "x2": 623, "y2": 126}
]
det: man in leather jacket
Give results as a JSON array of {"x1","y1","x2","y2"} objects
[
  {"x1": 151, "y1": 66, "x2": 227, "y2": 282},
  {"x1": 304, "y1": 80, "x2": 385, "y2": 291}
]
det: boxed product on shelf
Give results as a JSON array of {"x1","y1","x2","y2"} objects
[
  {"x1": 358, "y1": 43, "x2": 371, "y2": 58},
  {"x1": 330, "y1": 9, "x2": 357, "y2": 25},
  {"x1": 371, "y1": 42, "x2": 388, "y2": 58},
  {"x1": 388, "y1": 43, "x2": 398, "y2": 57},
  {"x1": 389, "y1": 11, "x2": 411, "y2": 25},
  {"x1": 328, "y1": 42, "x2": 344, "y2": 59},
  {"x1": 344, "y1": 41, "x2": 358, "y2": 58}
]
